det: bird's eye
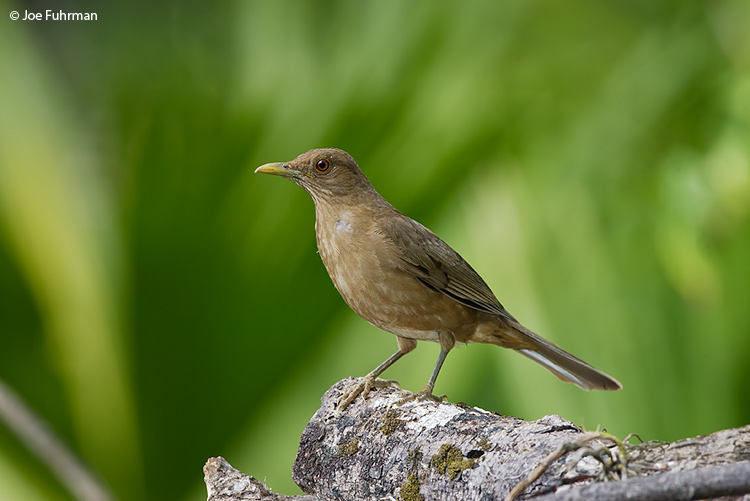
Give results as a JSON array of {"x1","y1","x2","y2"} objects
[{"x1": 315, "y1": 159, "x2": 331, "y2": 173}]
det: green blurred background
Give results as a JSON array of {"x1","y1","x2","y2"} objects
[{"x1": 1, "y1": 0, "x2": 749, "y2": 499}]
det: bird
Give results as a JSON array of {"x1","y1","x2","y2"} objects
[{"x1": 255, "y1": 148, "x2": 621, "y2": 409}]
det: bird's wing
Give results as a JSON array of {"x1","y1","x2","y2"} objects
[{"x1": 379, "y1": 212, "x2": 516, "y2": 321}]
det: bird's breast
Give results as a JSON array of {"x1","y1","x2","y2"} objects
[
  {"x1": 334, "y1": 219, "x2": 354, "y2": 234},
  {"x1": 317, "y1": 211, "x2": 394, "y2": 309},
  {"x1": 315, "y1": 210, "x2": 370, "y2": 302},
  {"x1": 314, "y1": 208, "x2": 478, "y2": 341}
]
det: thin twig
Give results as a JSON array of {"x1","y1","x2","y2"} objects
[
  {"x1": 0, "y1": 378, "x2": 114, "y2": 501},
  {"x1": 505, "y1": 432, "x2": 624, "y2": 501}
]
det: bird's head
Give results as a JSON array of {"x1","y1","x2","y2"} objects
[{"x1": 255, "y1": 148, "x2": 377, "y2": 204}]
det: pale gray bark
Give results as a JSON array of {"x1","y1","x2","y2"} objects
[
  {"x1": 204, "y1": 456, "x2": 316, "y2": 501},
  {"x1": 205, "y1": 377, "x2": 750, "y2": 501}
]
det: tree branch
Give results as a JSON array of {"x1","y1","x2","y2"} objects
[
  {"x1": 204, "y1": 457, "x2": 316, "y2": 501},
  {"x1": 533, "y1": 462, "x2": 750, "y2": 501},
  {"x1": 205, "y1": 378, "x2": 750, "y2": 501}
]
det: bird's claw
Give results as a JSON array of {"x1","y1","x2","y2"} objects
[
  {"x1": 336, "y1": 375, "x2": 402, "y2": 413},
  {"x1": 396, "y1": 387, "x2": 447, "y2": 406}
]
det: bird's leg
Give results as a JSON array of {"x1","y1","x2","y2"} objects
[
  {"x1": 398, "y1": 345, "x2": 450, "y2": 405},
  {"x1": 336, "y1": 350, "x2": 405, "y2": 412}
]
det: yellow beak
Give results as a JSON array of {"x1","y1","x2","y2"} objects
[
  {"x1": 254, "y1": 162, "x2": 290, "y2": 176},
  {"x1": 254, "y1": 162, "x2": 315, "y2": 179}
]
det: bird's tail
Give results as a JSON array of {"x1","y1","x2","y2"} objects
[{"x1": 514, "y1": 327, "x2": 622, "y2": 391}]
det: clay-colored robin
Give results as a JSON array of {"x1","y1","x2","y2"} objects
[{"x1": 255, "y1": 148, "x2": 621, "y2": 409}]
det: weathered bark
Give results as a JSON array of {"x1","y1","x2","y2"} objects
[
  {"x1": 205, "y1": 377, "x2": 750, "y2": 501},
  {"x1": 204, "y1": 457, "x2": 317, "y2": 501},
  {"x1": 532, "y1": 462, "x2": 750, "y2": 501}
]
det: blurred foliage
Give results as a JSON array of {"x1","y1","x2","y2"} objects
[{"x1": 1, "y1": 0, "x2": 749, "y2": 499}]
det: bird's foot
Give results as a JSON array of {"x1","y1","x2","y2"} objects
[
  {"x1": 396, "y1": 386, "x2": 447, "y2": 406},
  {"x1": 336, "y1": 375, "x2": 402, "y2": 413}
]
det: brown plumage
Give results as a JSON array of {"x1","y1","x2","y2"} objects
[{"x1": 255, "y1": 148, "x2": 621, "y2": 408}]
